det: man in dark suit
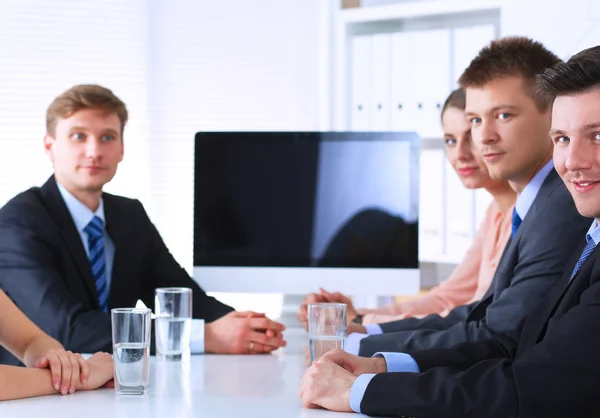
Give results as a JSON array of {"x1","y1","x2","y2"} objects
[
  {"x1": 0, "y1": 84, "x2": 285, "y2": 365},
  {"x1": 298, "y1": 45, "x2": 600, "y2": 418},
  {"x1": 302, "y1": 37, "x2": 590, "y2": 358}
]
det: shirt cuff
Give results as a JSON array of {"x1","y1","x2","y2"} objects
[
  {"x1": 373, "y1": 352, "x2": 419, "y2": 373},
  {"x1": 190, "y1": 319, "x2": 205, "y2": 354},
  {"x1": 364, "y1": 324, "x2": 383, "y2": 335},
  {"x1": 344, "y1": 333, "x2": 369, "y2": 355},
  {"x1": 350, "y1": 374, "x2": 376, "y2": 413}
]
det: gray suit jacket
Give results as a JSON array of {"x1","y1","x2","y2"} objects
[{"x1": 358, "y1": 169, "x2": 591, "y2": 356}]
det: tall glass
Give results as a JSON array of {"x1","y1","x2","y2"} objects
[
  {"x1": 155, "y1": 287, "x2": 193, "y2": 361},
  {"x1": 111, "y1": 308, "x2": 151, "y2": 395},
  {"x1": 308, "y1": 303, "x2": 347, "y2": 363}
]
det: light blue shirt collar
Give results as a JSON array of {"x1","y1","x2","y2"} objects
[
  {"x1": 56, "y1": 182, "x2": 105, "y2": 233},
  {"x1": 586, "y1": 221, "x2": 600, "y2": 246},
  {"x1": 515, "y1": 159, "x2": 554, "y2": 221}
]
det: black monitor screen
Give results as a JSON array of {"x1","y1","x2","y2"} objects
[{"x1": 194, "y1": 132, "x2": 419, "y2": 269}]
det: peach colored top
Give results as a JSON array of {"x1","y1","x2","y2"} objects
[{"x1": 362, "y1": 201, "x2": 514, "y2": 325}]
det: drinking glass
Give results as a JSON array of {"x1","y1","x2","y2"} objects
[
  {"x1": 308, "y1": 303, "x2": 347, "y2": 363},
  {"x1": 155, "y1": 287, "x2": 193, "y2": 361},
  {"x1": 111, "y1": 308, "x2": 151, "y2": 395}
]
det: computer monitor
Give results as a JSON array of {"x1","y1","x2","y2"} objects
[{"x1": 193, "y1": 132, "x2": 420, "y2": 296}]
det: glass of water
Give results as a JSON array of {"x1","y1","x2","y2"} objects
[
  {"x1": 111, "y1": 308, "x2": 151, "y2": 395},
  {"x1": 155, "y1": 287, "x2": 193, "y2": 361},
  {"x1": 308, "y1": 303, "x2": 347, "y2": 363}
]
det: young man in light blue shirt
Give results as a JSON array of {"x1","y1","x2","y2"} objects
[{"x1": 0, "y1": 85, "x2": 286, "y2": 364}]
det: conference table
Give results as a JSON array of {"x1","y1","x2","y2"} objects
[{"x1": 0, "y1": 329, "x2": 368, "y2": 417}]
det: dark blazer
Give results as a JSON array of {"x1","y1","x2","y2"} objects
[
  {"x1": 0, "y1": 176, "x2": 233, "y2": 365},
  {"x1": 360, "y1": 237, "x2": 600, "y2": 418},
  {"x1": 358, "y1": 169, "x2": 591, "y2": 356}
]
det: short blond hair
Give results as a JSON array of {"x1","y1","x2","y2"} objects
[{"x1": 46, "y1": 84, "x2": 128, "y2": 137}]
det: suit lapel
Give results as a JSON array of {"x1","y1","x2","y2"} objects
[
  {"x1": 550, "y1": 241, "x2": 595, "y2": 307},
  {"x1": 524, "y1": 241, "x2": 596, "y2": 348},
  {"x1": 513, "y1": 169, "x2": 562, "y2": 237},
  {"x1": 489, "y1": 170, "x2": 562, "y2": 296},
  {"x1": 545, "y1": 245, "x2": 599, "y2": 319},
  {"x1": 40, "y1": 176, "x2": 99, "y2": 305},
  {"x1": 484, "y1": 235, "x2": 513, "y2": 298},
  {"x1": 103, "y1": 194, "x2": 129, "y2": 308}
]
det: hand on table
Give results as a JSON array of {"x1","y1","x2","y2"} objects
[
  {"x1": 205, "y1": 311, "x2": 287, "y2": 354},
  {"x1": 35, "y1": 350, "x2": 114, "y2": 395},
  {"x1": 299, "y1": 349, "x2": 386, "y2": 411},
  {"x1": 34, "y1": 349, "x2": 89, "y2": 395},
  {"x1": 317, "y1": 288, "x2": 358, "y2": 322},
  {"x1": 299, "y1": 349, "x2": 359, "y2": 412},
  {"x1": 76, "y1": 352, "x2": 115, "y2": 391},
  {"x1": 346, "y1": 321, "x2": 367, "y2": 336},
  {"x1": 297, "y1": 292, "x2": 328, "y2": 330},
  {"x1": 313, "y1": 349, "x2": 386, "y2": 375},
  {"x1": 298, "y1": 288, "x2": 359, "y2": 331}
]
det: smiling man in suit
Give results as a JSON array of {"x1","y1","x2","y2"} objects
[
  {"x1": 299, "y1": 45, "x2": 600, "y2": 418},
  {"x1": 0, "y1": 84, "x2": 286, "y2": 365}
]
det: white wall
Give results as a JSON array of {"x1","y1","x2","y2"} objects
[
  {"x1": 0, "y1": 0, "x2": 151, "y2": 208},
  {"x1": 502, "y1": 0, "x2": 600, "y2": 59},
  {"x1": 145, "y1": 0, "x2": 325, "y2": 275}
]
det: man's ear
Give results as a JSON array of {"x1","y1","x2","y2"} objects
[
  {"x1": 118, "y1": 139, "x2": 124, "y2": 163},
  {"x1": 43, "y1": 134, "x2": 55, "y2": 160}
]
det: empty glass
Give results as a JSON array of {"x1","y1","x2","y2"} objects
[
  {"x1": 111, "y1": 308, "x2": 151, "y2": 395},
  {"x1": 308, "y1": 303, "x2": 347, "y2": 363},
  {"x1": 155, "y1": 287, "x2": 193, "y2": 361}
]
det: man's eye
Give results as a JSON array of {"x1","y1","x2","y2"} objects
[{"x1": 444, "y1": 138, "x2": 457, "y2": 147}]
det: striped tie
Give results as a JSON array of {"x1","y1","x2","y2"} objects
[
  {"x1": 569, "y1": 238, "x2": 597, "y2": 282},
  {"x1": 84, "y1": 216, "x2": 109, "y2": 312}
]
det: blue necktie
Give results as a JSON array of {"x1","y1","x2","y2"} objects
[
  {"x1": 511, "y1": 208, "x2": 522, "y2": 239},
  {"x1": 84, "y1": 216, "x2": 109, "y2": 312},
  {"x1": 569, "y1": 239, "x2": 597, "y2": 282}
]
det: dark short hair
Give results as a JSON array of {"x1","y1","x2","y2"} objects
[
  {"x1": 46, "y1": 84, "x2": 128, "y2": 137},
  {"x1": 537, "y1": 45, "x2": 600, "y2": 106},
  {"x1": 459, "y1": 36, "x2": 562, "y2": 110},
  {"x1": 440, "y1": 88, "x2": 465, "y2": 122}
]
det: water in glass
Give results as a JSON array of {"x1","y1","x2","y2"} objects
[
  {"x1": 155, "y1": 317, "x2": 192, "y2": 360},
  {"x1": 114, "y1": 342, "x2": 150, "y2": 394}
]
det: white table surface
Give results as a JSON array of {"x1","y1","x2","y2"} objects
[{"x1": 0, "y1": 329, "x2": 366, "y2": 418}]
